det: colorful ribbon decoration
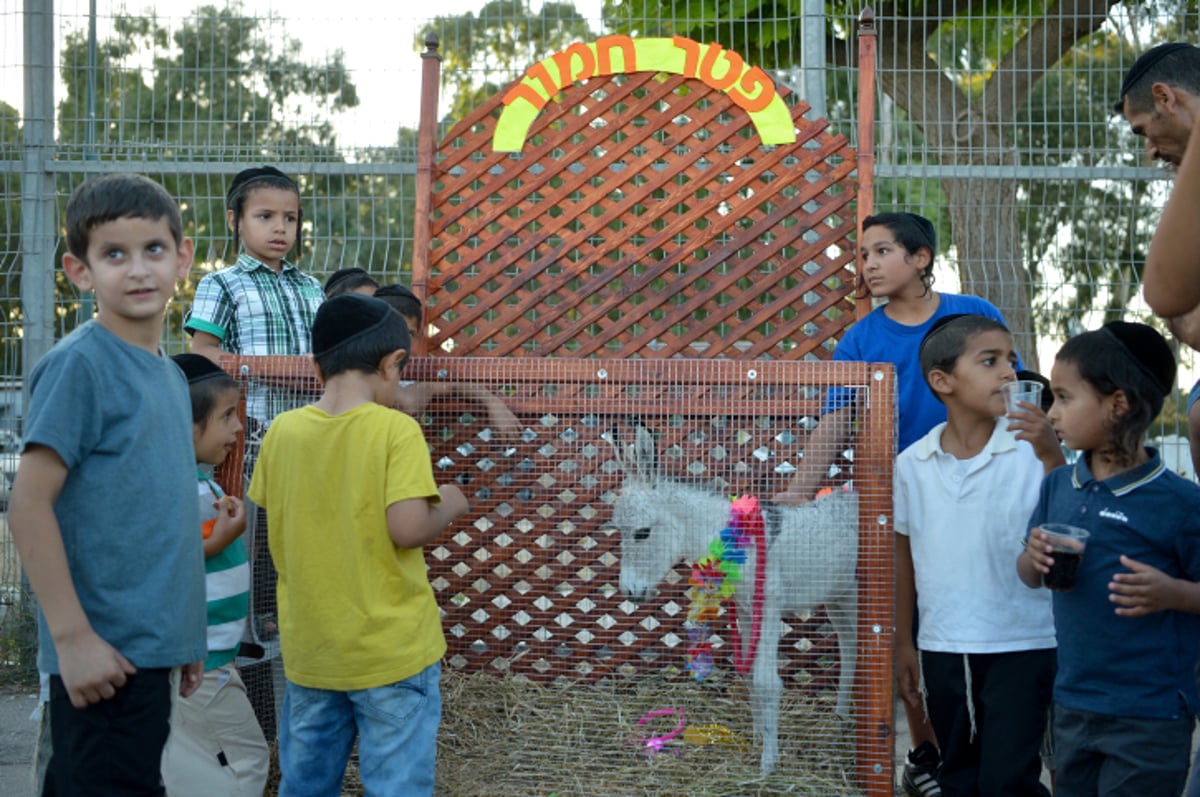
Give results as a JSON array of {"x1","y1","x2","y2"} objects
[
  {"x1": 683, "y1": 495, "x2": 766, "y2": 680},
  {"x1": 636, "y1": 706, "x2": 686, "y2": 755}
]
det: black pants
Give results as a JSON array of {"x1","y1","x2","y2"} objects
[
  {"x1": 42, "y1": 668, "x2": 173, "y2": 797},
  {"x1": 922, "y1": 648, "x2": 1055, "y2": 797}
]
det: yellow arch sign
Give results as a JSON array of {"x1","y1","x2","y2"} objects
[{"x1": 493, "y1": 36, "x2": 796, "y2": 152}]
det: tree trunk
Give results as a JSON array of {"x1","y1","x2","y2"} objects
[{"x1": 943, "y1": 177, "x2": 1038, "y2": 370}]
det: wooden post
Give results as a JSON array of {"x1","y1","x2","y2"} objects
[
  {"x1": 857, "y1": 362, "x2": 896, "y2": 797},
  {"x1": 855, "y1": 7, "x2": 877, "y2": 322},
  {"x1": 411, "y1": 32, "x2": 442, "y2": 358}
]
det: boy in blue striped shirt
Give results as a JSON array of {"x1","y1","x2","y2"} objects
[{"x1": 162, "y1": 354, "x2": 268, "y2": 796}]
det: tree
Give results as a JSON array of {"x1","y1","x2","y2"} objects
[
  {"x1": 600, "y1": 0, "x2": 1174, "y2": 368},
  {"x1": 53, "y1": 4, "x2": 362, "y2": 342},
  {"x1": 418, "y1": 0, "x2": 597, "y2": 124}
]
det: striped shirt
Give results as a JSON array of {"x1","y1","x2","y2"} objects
[
  {"x1": 198, "y1": 471, "x2": 251, "y2": 671},
  {"x1": 185, "y1": 253, "x2": 324, "y2": 421}
]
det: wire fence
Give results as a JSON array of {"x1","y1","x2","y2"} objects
[{"x1": 1, "y1": 0, "x2": 1197, "y2": 788}]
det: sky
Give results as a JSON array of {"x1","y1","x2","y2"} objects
[{"x1": 1, "y1": 0, "x2": 605, "y2": 149}]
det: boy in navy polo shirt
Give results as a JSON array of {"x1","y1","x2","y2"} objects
[{"x1": 1019, "y1": 321, "x2": 1200, "y2": 797}]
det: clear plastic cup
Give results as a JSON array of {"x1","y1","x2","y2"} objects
[
  {"x1": 1039, "y1": 523, "x2": 1090, "y2": 591},
  {"x1": 1002, "y1": 380, "x2": 1044, "y2": 414}
]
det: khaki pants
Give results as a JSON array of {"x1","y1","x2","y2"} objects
[{"x1": 162, "y1": 665, "x2": 270, "y2": 797}]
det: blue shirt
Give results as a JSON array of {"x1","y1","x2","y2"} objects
[
  {"x1": 824, "y1": 293, "x2": 1020, "y2": 452},
  {"x1": 1027, "y1": 452, "x2": 1200, "y2": 719},
  {"x1": 24, "y1": 322, "x2": 207, "y2": 673}
]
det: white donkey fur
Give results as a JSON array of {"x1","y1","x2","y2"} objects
[{"x1": 611, "y1": 426, "x2": 858, "y2": 774}]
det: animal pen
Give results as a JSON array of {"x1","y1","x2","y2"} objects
[{"x1": 218, "y1": 17, "x2": 900, "y2": 796}]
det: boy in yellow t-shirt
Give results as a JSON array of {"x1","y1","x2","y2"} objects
[{"x1": 248, "y1": 294, "x2": 468, "y2": 796}]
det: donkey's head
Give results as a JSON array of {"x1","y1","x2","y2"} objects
[{"x1": 608, "y1": 426, "x2": 694, "y2": 603}]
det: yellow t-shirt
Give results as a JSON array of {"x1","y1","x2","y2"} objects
[{"x1": 248, "y1": 402, "x2": 443, "y2": 690}]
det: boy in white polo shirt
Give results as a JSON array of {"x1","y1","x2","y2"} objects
[{"x1": 894, "y1": 314, "x2": 1065, "y2": 797}]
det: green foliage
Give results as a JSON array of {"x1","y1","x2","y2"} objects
[
  {"x1": 419, "y1": 0, "x2": 597, "y2": 123},
  {"x1": 47, "y1": 4, "x2": 384, "y2": 345}
]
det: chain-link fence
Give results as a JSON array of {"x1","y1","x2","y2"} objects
[{"x1": 1, "y1": 0, "x2": 1197, "y2": 789}]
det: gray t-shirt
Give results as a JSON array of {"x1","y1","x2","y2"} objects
[{"x1": 24, "y1": 321, "x2": 206, "y2": 673}]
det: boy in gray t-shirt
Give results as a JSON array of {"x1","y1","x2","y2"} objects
[{"x1": 10, "y1": 174, "x2": 206, "y2": 795}]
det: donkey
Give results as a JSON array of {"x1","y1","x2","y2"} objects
[{"x1": 609, "y1": 426, "x2": 858, "y2": 774}]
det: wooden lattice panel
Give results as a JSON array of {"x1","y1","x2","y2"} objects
[
  {"x1": 426, "y1": 71, "x2": 859, "y2": 359},
  {"x1": 219, "y1": 356, "x2": 893, "y2": 691}
]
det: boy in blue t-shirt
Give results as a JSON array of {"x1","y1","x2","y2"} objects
[{"x1": 9, "y1": 174, "x2": 207, "y2": 795}]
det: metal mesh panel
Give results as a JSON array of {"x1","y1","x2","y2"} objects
[{"x1": 219, "y1": 354, "x2": 896, "y2": 795}]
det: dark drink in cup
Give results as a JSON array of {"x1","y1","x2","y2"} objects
[
  {"x1": 1039, "y1": 523, "x2": 1090, "y2": 592},
  {"x1": 1044, "y1": 550, "x2": 1083, "y2": 591}
]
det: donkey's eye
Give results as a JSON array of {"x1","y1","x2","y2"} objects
[{"x1": 634, "y1": 527, "x2": 651, "y2": 541}]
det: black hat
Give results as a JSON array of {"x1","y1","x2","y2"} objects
[
  {"x1": 374, "y1": 283, "x2": 420, "y2": 303},
  {"x1": 1102, "y1": 320, "x2": 1177, "y2": 397},
  {"x1": 312, "y1": 294, "x2": 394, "y2": 357},
  {"x1": 1118, "y1": 43, "x2": 1196, "y2": 104},
  {"x1": 226, "y1": 165, "x2": 297, "y2": 206},
  {"x1": 172, "y1": 353, "x2": 231, "y2": 385},
  {"x1": 324, "y1": 268, "x2": 372, "y2": 294}
]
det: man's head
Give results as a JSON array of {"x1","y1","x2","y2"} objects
[
  {"x1": 311, "y1": 294, "x2": 412, "y2": 383},
  {"x1": 1116, "y1": 43, "x2": 1200, "y2": 166}
]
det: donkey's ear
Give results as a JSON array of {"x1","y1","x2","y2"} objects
[{"x1": 631, "y1": 425, "x2": 658, "y2": 481}]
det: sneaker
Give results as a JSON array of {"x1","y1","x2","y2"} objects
[{"x1": 901, "y1": 741, "x2": 942, "y2": 797}]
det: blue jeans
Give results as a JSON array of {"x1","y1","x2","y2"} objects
[{"x1": 278, "y1": 661, "x2": 442, "y2": 797}]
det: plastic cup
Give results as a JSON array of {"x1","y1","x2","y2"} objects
[
  {"x1": 1002, "y1": 380, "x2": 1044, "y2": 414},
  {"x1": 1039, "y1": 523, "x2": 1090, "y2": 591}
]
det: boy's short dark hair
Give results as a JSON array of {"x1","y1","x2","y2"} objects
[
  {"x1": 312, "y1": 294, "x2": 412, "y2": 379},
  {"x1": 1056, "y1": 321, "x2": 1176, "y2": 456},
  {"x1": 324, "y1": 268, "x2": 379, "y2": 298},
  {"x1": 374, "y1": 283, "x2": 423, "y2": 324},
  {"x1": 1016, "y1": 369, "x2": 1054, "y2": 413},
  {"x1": 919, "y1": 313, "x2": 1012, "y2": 402},
  {"x1": 1115, "y1": 43, "x2": 1200, "y2": 113},
  {"x1": 863, "y1": 212, "x2": 937, "y2": 259},
  {"x1": 171, "y1": 353, "x2": 239, "y2": 427},
  {"x1": 65, "y1": 174, "x2": 183, "y2": 260}
]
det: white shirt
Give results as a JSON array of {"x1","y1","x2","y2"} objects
[{"x1": 895, "y1": 417, "x2": 1055, "y2": 653}]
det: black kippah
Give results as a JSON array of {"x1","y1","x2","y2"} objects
[
  {"x1": 172, "y1": 353, "x2": 231, "y2": 385},
  {"x1": 324, "y1": 268, "x2": 371, "y2": 294},
  {"x1": 903, "y1": 212, "x2": 936, "y2": 253},
  {"x1": 1119, "y1": 42, "x2": 1195, "y2": 101},
  {"x1": 226, "y1": 165, "x2": 296, "y2": 206},
  {"x1": 1101, "y1": 321, "x2": 1177, "y2": 397},
  {"x1": 312, "y1": 294, "x2": 394, "y2": 357},
  {"x1": 374, "y1": 283, "x2": 420, "y2": 303},
  {"x1": 918, "y1": 312, "x2": 969, "y2": 354}
]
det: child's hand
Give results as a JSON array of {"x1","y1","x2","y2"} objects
[
  {"x1": 894, "y1": 643, "x2": 921, "y2": 709},
  {"x1": 1023, "y1": 528, "x2": 1056, "y2": 578},
  {"x1": 1109, "y1": 556, "x2": 1183, "y2": 617},
  {"x1": 1006, "y1": 404, "x2": 1065, "y2": 470},
  {"x1": 56, "y1": 627, "x2": 137, "y2": 708},
  {"x1": 179, "y1": 661, "x2": 205, "y2": 699},
  {"x1": 212, "y1": 495, "x2": 246, "y2": 542},
  {"x1": 438, "y1": 483, "x2": 470, "y2": 522},
  {"x1": 478, "y1": 393, "x2": 521, "y2": 441}
]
